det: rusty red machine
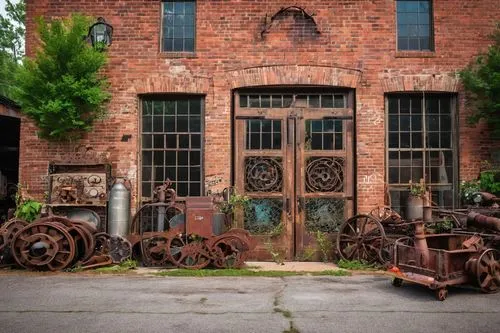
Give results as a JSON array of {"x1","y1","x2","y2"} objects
[
  {"x1": 336, "y1": 201, "x2": 500, "y2": 300},
  {"x1": 127, "y1": 180, "x2": 256, "y2": 269}
]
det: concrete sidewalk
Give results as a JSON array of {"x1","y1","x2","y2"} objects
[
  {"x1": 245, "y1": 261, "x2": 339, "y2": 272},
  {"x1": 131, "y1": 261, "x2": 342, "y2": 275}
]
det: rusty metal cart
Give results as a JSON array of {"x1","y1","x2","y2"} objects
[
  {"x1": 336, "y1": 204, "x2": 500, "y2": 266},
  {"x1": 389, "y1": 221, "x2": 500, "y2": 300}
]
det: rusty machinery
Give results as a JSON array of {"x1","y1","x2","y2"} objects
[
  {"x1": 0, "y1": 216, "x2": 131, "y2": 271},
  {"x1": 336, "y1": 201, "x2": 500, "y2": 265},
  {"x1": 127, "y1": 180, "x2": 256, "y2": 269},
  {"x1": 335, "y1": 195, "x2": 500, "y2": 300},
  {"x1": 389, "y1": 218, "x2": 500, "y2": 300}
]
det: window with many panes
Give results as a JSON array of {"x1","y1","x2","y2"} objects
[
  {"x1": 386, "y1": 94, "x2": 457, "y2": 213},
  {"x1": 162, "y1": 0, "x2": 196, "y2": 52},
  {"x1": 141, "y1": 97, "x2": 203, "y2": 199},
  {"x1": 396, "y1": 0, "x2": 433, "y2": 51}
]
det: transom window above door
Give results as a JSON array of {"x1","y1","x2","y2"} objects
[{"x1": 239, "y1": 93, "x2": 347, "y2": 108}]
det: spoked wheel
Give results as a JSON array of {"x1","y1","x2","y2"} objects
[
  {"x1": 476, "y1": 249, "x2": 500, "y2": 293},
  {"x1": 336, "y1": 214, "x2": 386, "y2": 264},
  {"x1": 141, "y1": 235, "x2": 170, "y2": 267},
  {"x1": 166, "y1": 234, "x2": 210, "y2": 269},
  {"x1": 11, "y1": 223, "x2": 76, "y2": 271},
  {"x1": 211, "y1": 236, "x2": 248, "y2": 268}
]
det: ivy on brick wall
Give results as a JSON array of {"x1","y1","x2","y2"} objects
[
  {"x1": 14, "y1": 14, "x2": 110, "y2": 141},
  {"x1": 459, "y1": 23, "x2": 500, "y2": 139}
]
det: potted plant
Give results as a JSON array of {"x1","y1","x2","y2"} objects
[{"x1": 406, "y1": 179, "x2": 428, "y2": 220}]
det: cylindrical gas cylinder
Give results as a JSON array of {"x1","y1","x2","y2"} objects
[{"x1": 108, "y1": 179, "x2": 131, "y2": 236}]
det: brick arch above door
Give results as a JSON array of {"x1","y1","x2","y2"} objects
[{"x1": 223, "y1": 65, "x2": 362, "y2": 89}]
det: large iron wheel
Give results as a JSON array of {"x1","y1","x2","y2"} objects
[
  {"x1": 166, "y1": 234, "x2": 210, "y2": 269},
  {"x1": 211, "y1": 235, "x2": 248, "y2": 269},
  {"x1": 476, "y1": 249, "x2": 500, "y2": 293},
  {"x1": 336, "y1": 214, "x2": 386, "y2": 264},
  {"x1": 141, "y1": 235, "x2": 170, "y2": 267},
  {"x1": 11, "y1": 222, "x2": 76, "y2": 271}
]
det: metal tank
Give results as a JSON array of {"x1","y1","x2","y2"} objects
[{"x1": 108, "y1": 179, "x2": 131, "y2": 236}]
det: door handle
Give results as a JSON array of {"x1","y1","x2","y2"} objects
[
  {"x1": 285, "y1": 198, "x2": 291, "y2": 215},
  {"x1": 297, "y1": 196, "x2": 305, "y2": 212}
]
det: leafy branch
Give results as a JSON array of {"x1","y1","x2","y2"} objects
[{"x1": 13, "y1": 14, "x2": 111, "y2": 141}]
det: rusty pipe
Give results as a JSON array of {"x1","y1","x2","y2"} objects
[
  {"x1": 467, "y1": 212, "x2": 500, "y2": 232},
  {"x1": 414, "y1": 221, "x2": 430, "y2": 268}
]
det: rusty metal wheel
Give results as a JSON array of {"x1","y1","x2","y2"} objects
[
  {"x1": 68, "y1": 225, "x2": 95, "y2": 264},
  {"x1": 141, "y1": 235, "x2": 170, "y2": 267},
  {"x1": 336, "y1": 214, "x2": 386, "y2": 264},
  {"x1": 211, "y1": 235, "x2": 248, "y2": 268},
  {"x1": 11, "y1": 222, "x2": 76, "y2": 271},
  {"x1": 476, "y1": 249, "x2": 500, "y2": 293},
  {"x1": 94, "y1": 232, "x2": 110, "y2": 254},
  {"x1": 109, "y1": 235, "x2": 132, "y2": 263},
  {"x1": 166, "y1": 234, "x2": 210, "y2": 269},
  {"x1": 1, "y1": 218, "x2": 28, "y2": 246}
]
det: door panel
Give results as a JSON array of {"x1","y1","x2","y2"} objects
[{"x1": 234, "y1": 91, "x2": 354, "y2": 260}]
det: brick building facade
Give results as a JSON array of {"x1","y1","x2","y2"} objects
[{"x1": 22, "y1": 1, "x2": 500, "y2": 258}]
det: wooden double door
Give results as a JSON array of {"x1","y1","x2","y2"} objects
[{"x1": 233, "y1": 89, "x2": 354, "y2": 260}]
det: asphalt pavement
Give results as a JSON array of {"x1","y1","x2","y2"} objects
[{"x1": 1, "y1": 272, "x2": 499, "y2": 333}]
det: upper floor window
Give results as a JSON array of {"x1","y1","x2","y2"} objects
[
  {"x1": 396, "y1": 0, "x2": 433, "y2": 51},
  {"x1": 162, "y1": 1, "x2": 196, "y2": 52}
]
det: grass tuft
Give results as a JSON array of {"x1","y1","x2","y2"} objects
[
  {"x1": 154, "y1": 268, "x2": 352, "y2": 277},
  {"x1": 94, "y1": 259, "x2": 138, "y2": 273},
  {"x1": 274, "y1": 307, "x2": 292, "y2": 318},
  {"x1": 336, "y1": 259, "x2": 378, "y2": 271}
]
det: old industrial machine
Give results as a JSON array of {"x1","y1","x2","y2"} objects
[
  {"x1": 389, "y1": 218, "x2": 500, "y2": 300},
  {"x1": 127, "y1": 180, "x2": 256, "y2": 269}
]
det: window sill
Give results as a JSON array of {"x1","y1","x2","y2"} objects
[
  {"x1": 159, "y1": 52, "x2": 197, "y2": 59},
  {"x1": 395, "y1": 51, "x2": 436, "y2": 58}
]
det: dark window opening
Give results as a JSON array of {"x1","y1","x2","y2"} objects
[
  {"x1": 386, "y1": 94, "x2": 456, "y2": 213},
  {"x1": 141, "y1": 96, "x2": 203, "y2": 199},
  {"x1": 162, "y1": 0, "x2": 196, "y2": 52},
  {"x1": 396, "y1": 0, "x2": 433, "y2": 51}
]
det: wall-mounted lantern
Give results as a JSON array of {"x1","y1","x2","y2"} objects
[{"x1": 87, "y1": 17, "x2": 113, "y2": 48}]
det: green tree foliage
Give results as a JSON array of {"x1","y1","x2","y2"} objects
[
  {"x1": 14, "y1": 14, "x2": 111, "y2": 141},
  {"x1": 0, "y1": 0, "x2": 24, "y2": 100},
  {"x1": 0, "y1": 0, "x2": 24, "y2": 60},
  {"x1": 459, "y1": 23, "x2": 500, "y2": 138}
]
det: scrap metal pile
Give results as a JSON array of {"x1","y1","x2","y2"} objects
[
  {"x1": 335, "y1": 192, "x2": 500, "y2": 300},
  {"x1": 0, "y1": 216, "x2": 131, "y2": 271},
  {"x1": 128, "y1": 180, "x2": 257, "y2": 269}
]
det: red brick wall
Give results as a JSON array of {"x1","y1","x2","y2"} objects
[{"x1": 22, "y1": 0, "x2": 500, "y2": 212}]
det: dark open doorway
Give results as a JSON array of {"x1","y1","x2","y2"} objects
[{"x1": 0, "y1": 114, "x2": 20, "y2": 222}]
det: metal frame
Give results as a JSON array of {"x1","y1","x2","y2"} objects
[
  {"x1": 233, "y1": 87, "x2": 354, "y2": 259},
  {"x1": 395, "y1": 0, "x2": 434, "y2": 52},
  {"x1": 160, "y1": 0, "x2": 197, "y2": 53},
  {"x1": 385, "y1": 92, "x2": 458, "y2": 211},
  {"x1": 139, "y1": 95, "x2": 205, "y2": 205}
]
